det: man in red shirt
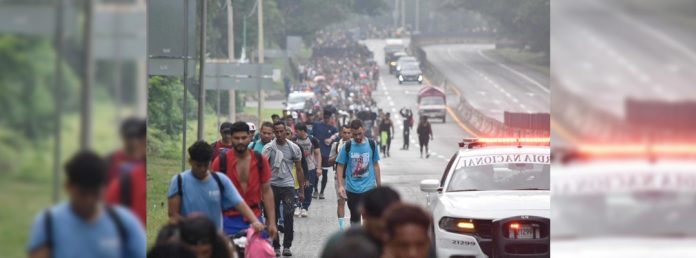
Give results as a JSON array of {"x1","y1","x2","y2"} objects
[
  {"x1": 211, "y1": 121, "x2": 278, "y2": 240},
  {"x1": 211, "y1": 122, "x2": 234, "y2": 159},
  {"x1": 106, "y1": 118, "x2": 146, "y2": 183},
  {"x1": 105, "y1": 163, "x2": 146, "y2": 227}
]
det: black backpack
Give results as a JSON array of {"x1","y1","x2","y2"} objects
[
  {"x1": 342, "y1": 139, "x2": 377, "y2": 178},
  {"x1": 119, "y1": 172, "x2": 133, "y2": 208},
  {"x1": 44, "y1": 206, "x2": 128, "y2": 254}
]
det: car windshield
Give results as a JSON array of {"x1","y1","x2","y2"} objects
[
  {"x1": 288, "y1": 95, "x2": 310, "y2": 104},
  {"x1": 402, "y1": 63, "x2": 420, "y2": 71},
  {"x1": 447, "y1": 154, "x2": 550, "y2": 191},
  {"x1": 552, "y1": 169, "x2": 696, "y2": 238},
  {"x1": 421, "y1": 96, "x2": 444, "y2": 105}
]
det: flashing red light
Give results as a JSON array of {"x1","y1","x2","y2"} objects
[
  {"x1": 577, "y1": 144, "x2": 696, "y2": 156},
  {"x1": 477, "y1": 138, "x2": 550, "y2": 143},
  {"x1": 509, "y1": 223, "x2": 520, "y2": 230}
]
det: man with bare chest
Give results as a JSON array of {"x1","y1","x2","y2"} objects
[{"x1": 211, "y1": 121, "x2": 278, "y2": 239}]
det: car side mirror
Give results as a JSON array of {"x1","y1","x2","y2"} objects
[{"x1": 420, "y1": 179, "x2": 441, "y2": 193}]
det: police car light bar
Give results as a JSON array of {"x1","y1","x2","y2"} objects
[
  {"x1": 578, "y1": 144, "x2": 696, "y2": 156},
  {"x1": 459, "y1": 137, "x2": 550, "y2": 148}
]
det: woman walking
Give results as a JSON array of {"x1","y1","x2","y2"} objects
[
  {"x1": 379, "y1": 113, "x2": 395, "y2": 157},
  {"x1": 416, "y1": 116, "x2": 433, "y2": 158}
]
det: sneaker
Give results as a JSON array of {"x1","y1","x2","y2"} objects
[
  {"x1": 300, "y1": 209, "x2": 308, "y2": 217},
  {"x1": 318, "y1": 193, "x2": 325, "y2": 200},
  {"x1": 283, "y1": 248, "x2": 293, "y2": 256},
  {"x1": 312, "y1": 190, "x2": 319, "y2": 199},
  {"x1": 293, "y1": 208, "x2": 301, "y2": 217},
  {"x1": 426, "y1": 153, "x2": 430, "y2": 158},
  {"x1": 275, "y1": 248, "x2": 281, "y2": 257}
]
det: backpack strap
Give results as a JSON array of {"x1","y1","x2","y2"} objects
[
  {"x1": 369, "y1": 139, "x2": 376, "y2": 157},
  {"x1": 106, "y1": 206, "x2": 128, "y2": 251},
  {"x1": 119, "y1": 172, "x2": 132, "y2": 208},
  {"x1": 254, "y1": 151, "x2": 264, "y2": 177},
  {"x1": 210, "y1": 172, "x2": 225, "y2": 197},
  {"x1": 342, "y1": 141, "x2": 352, "y2": 178},
  {"x1": 219, "y1": 149, "x2": 228, "y2": 174},
  {"x1": 44, "y1": 209, "x2": 53, "y2": 251},
  {"x1": 176, "y1": 174, "x2": 183, "y2": 212}
]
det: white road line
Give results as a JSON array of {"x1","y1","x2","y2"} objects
[
  {"x1": 437, "y1": 155, "x2": 445, "y2": 159},
  {"x1": 477, "y1": 49, "x2": 550, "y2": 94},
  {"x1": 431, "y1": 152, "x2": 438, "y2": 156},
  {"x1": 389, "y1": 101, "x2": 395, "y2": 106}
]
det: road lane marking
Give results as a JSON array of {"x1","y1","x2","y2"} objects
[{"x1": 477, "y1": 49, "x2": 550, "y2": 94}]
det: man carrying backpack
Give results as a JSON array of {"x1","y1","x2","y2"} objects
[
  {"x1": 328, "y1": 125, "x2": 352, "y2": 230},
  {"x1": 250, "y1": 122, "x2": 275, "y2": 153},
  {"x1": 293, "y1": 123, "x2": 322, "y2": 217},
  {"x1": 210, "y1": 122, "x2": 278, "y2": 240},
  {"x1": 27, "y1": 151, "x2": 146, "y2": 258},
  {"x1": 262, "y1": 122, "x2": 305, "y2": 256},
  {"x1": 167, "y1": 140, "x2": 264, "y2": 233},
  {"x1": 336, "y1": 119, "x2": 381, "y2": 226}
]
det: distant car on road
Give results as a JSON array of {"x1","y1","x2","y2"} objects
[
  {"x1": 421, "y1": 138, "x2": 551, "y2": 258},
  {"x1": 384, "y1": 39, "x2": 407, "y2": 64},
  {"x1": 417, "y1": 86, "x2": 446, "y2": 123},
  {"x1": 387, "y1": 51, "x2": 408, "y2": 74},
  {"x1": 285, "y1": 91, "x2": 315, "y2": 111},
  {"x1": 395, "y1": 56, "x2": 419, "y2": 77},
  {"x1": 398, "y1": 63, "x2": 423, "y2": 85}
]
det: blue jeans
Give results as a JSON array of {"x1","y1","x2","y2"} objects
[
  {"x1": 302, "y1": 169, "x2": 317, "y2": 209},
  {"x1": 223, "y1": 215, "x2": 268, "y2": 239}
]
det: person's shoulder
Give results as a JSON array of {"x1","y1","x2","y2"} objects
[{"x1": 110, "y1": 205, "x2": 141, "y2": 226}]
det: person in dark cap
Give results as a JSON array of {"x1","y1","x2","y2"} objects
[{"x1": 211, "y1": 122, "x2": 234, "y2": 159}]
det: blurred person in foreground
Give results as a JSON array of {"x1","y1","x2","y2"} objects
[
  {"x1": 27, "y1": 151, "x2": 146, "y2": 258},
  {"x1": 382, "y1": 204, "x2": 432, "y2": 258},
  {"x1": 105, "y1": 118, "x2": 147, "y2": 226},
  {"x1": 210, "y1": 122, "x2": 277, "y2": 239},
  {"x1": 147, "y1": 242, "x2": 197, "y2": 258},
  {"x1": 328, "y1": 125, "x2": 352, "y2": 230},
  {"x1": 149, "y1": 216, "x2": 234, "y2": 258},
  {"x1": 321, "y1": 186, "x2": 400, "y2": 257},
  {"x1": 337, "y1": 119, "x2": 381, "y2": 225},
  {"x1": 167, "y1": 140, "x2": 264, "y2": 233}
]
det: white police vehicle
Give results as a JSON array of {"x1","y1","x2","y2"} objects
[
  {"x1": 552, "y1": 145, "x2": 696, "y2": 258},
  {"x1": 421, "y1": 138, "x2": 550, "y2": 258}
]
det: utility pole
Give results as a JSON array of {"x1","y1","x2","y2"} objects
[
  {"x1": 415, "y1": 0, "x2": 420, "y2": 33},
  {"x1": 181, "y1": 0, "x2": 191, "y2": 171},
  {"x1": 53, "y1": 0, "x2": 65, "y2": 203},
  {"x1": 400, "y1": 0, "x2": 406, "y2": 29},
  {"x1": 257, "y1": 0, "x2": 264, "y2": 126},
  {"x1": 393, "y1": 0, "x2": 398, "y2": 28},
  {"x1": 197, "y1": 0, "x2": 207, "y2": 140},
  {"x1": 81, "y1": 0, "x2": 94, "y2": 150},
  {"x1": 226, "y1": 0, "x2": 236, "y2": 122}
]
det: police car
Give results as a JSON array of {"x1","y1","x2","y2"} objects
[
  {"x1": 420, "y1": 138, "x2": 550, "y2": 258},
  {"x1": 551, "y1": 144, "x2": 696, "y2": 258}
]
